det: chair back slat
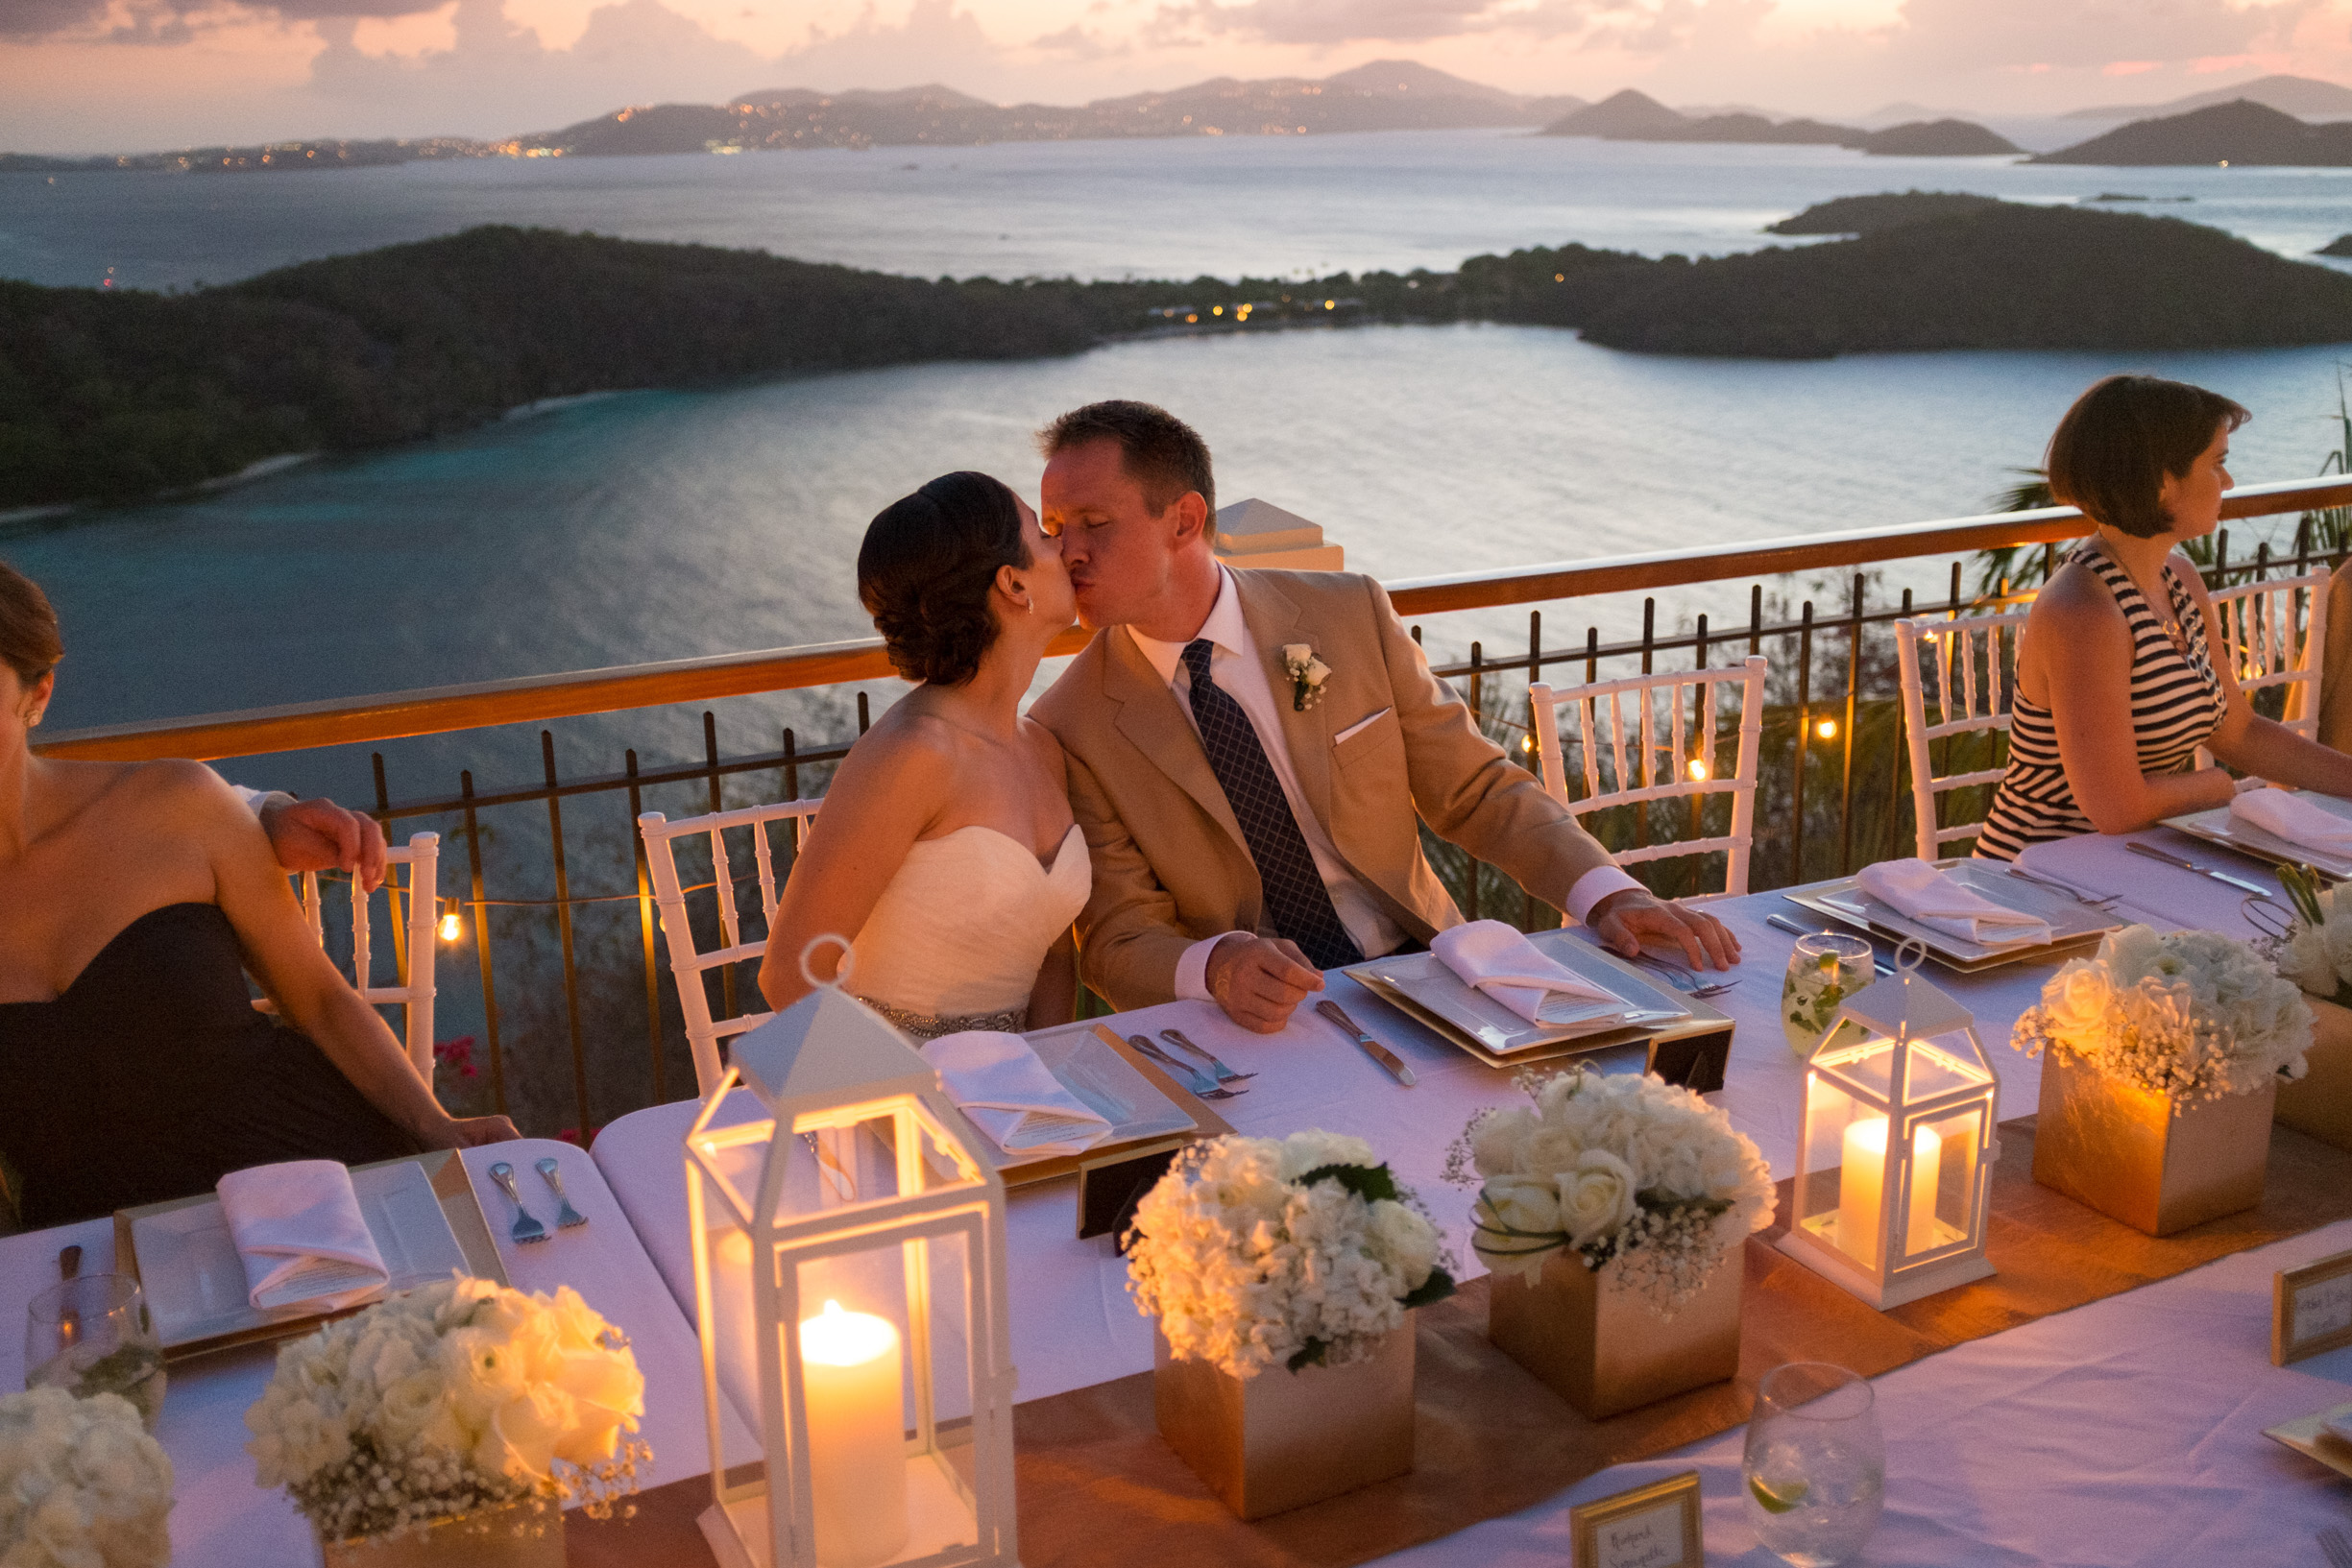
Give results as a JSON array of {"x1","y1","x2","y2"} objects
[
  {"x1": 2196, "y1": 571, "x2": 2330, "y2": 764},
  {"x1": 1895, "y1": 612, "x2": 2032, "y2": 860},
  {"x1": 274, "y1": 834, "x2": 441, "y2": 1086},
  {"x1": 640, "y1": 798, "x2": 827, "y2": 1097},
  {"x1": 1530, "y1": 657, "x2": 1769, "y2": 900}
]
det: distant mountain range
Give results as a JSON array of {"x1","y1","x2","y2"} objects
[
  {"x1": 1540, "y1": 90, "x2": 2019, "y2": 157},
  {"x1": 2033, "y1": 100, "x2": 2352, "y2": 167},
  {"x1": 2060, "y1": 73, "x2": 2352, "y2": 123}
]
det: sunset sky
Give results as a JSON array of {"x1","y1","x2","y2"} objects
[{"x1": 3, "y1": 0, "x2": 2346, "y2": 154}]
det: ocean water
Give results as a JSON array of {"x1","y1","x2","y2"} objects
[{"x1": 7, "y1": 130, "x2": 2352, "y2": 801}]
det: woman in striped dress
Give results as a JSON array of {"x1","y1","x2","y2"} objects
[{"x1": 1977, "y1": 375, "x2": 2352, "y2": 859}]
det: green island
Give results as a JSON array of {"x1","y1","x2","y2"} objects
[{"x1": 7, "y1": 192, "x2": 2351, "y2": 510}]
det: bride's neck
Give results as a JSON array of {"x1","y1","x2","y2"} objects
[{"x1": 941, "y1": 637, "x2": 1040, "y2": 735}]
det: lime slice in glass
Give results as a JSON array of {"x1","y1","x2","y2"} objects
[{"x1": 1748, "y1": 1474, "x2": 1809, "y2": 1514}]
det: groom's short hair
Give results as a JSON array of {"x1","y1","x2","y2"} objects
[{"x1": 1037, "y1": 400, "x2": 1215, "y2": 519}]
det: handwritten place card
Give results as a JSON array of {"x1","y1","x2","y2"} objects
[
  {"x1": 1570, "y1": 1470, "x2": 1703, "y2": 1568},
  {"x1": 2272, "y1": 1246, "x2": 2352, "y2": 1366}
]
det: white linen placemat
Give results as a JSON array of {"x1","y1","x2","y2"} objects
[
  {"x1": 1855, "y1": 858, "x2": 2053, "y2": 948},
  {"x1": 2230, "y1": 788, "x2": 2352, "y2": 856},
  {"x1": 1430, "y1": 919, "x2": 1617, "y2": 1024},
  {"x1": 921, "y1": 1031, "x2": 1114, "y2": 1158},
  {"x1": 214, "y1": 1160, "x2": 389, "y2": 1312}
]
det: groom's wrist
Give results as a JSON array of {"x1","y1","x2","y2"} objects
[
  {"x1": 1566, "y1": 866, "x2": 1644, "y2": 926},
  {"x1": 1177, "y1": 931, "x2": 1252, "y2": 1002}
]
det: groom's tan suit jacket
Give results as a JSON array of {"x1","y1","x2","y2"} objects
[{"x1": 1031, "y1": 568, "x2": 1618, "y2": 1011}]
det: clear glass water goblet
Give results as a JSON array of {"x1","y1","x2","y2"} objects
[
  {"x1": 1781, "y1": 932, "x2": 1876, "y2": 1059},
  {"x1": 25, "y1": 1273, "x2": 168, "y2": 1431},
  {"x1": 1741, "y1": 1361, "x2": 1884, "y2": 1566}
]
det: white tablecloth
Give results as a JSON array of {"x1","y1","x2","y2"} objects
[{"x1": 0, "y1": 1140, "x2": 754, "y2": 1568}]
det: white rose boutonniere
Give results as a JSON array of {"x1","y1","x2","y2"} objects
[{"x1": 1279, "y1": 643, "x2": 1332, "y2": 712}]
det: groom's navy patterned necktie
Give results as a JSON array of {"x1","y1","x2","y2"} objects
[{"x1": 1180, "y1": 639, "x2": 1364, "y2": 971}]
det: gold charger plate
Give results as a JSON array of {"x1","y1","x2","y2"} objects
[
  {"x1": 958, "y1": 1025, "x2": 1233, "y2": 1191},
  {"x1": 113, "y1": 1148, "x2": 507, "y2": 1363}
]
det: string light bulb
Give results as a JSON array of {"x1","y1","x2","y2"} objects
[
  {"x1": 1815, "y1": 718, "x2": 1838, "y2": 740},
  {"x1": 1686, "y1": 758, "x2": 1709, "y2": 781},
  {"x1": 438, "y1": 905, "x2": 463, "y2": 942}
]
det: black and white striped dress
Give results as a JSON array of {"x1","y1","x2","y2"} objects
[{"x1": 1975, "y1": 543, "x2": 2225, "y2": 860}]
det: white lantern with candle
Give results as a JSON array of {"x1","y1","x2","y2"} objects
[
  {"x1": 685, "y1": 938, "x2": 1019, "y2": 1568},
  {"x1": 1779, "y1": 941, "x2": 1998, "y2": 1309}
]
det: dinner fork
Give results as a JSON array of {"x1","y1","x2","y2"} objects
[
  {"x1": 1159, "y1": 1028, "x2": 1257, "y2": 1082},
  {"x1": 1127, "y1": 1034, "x2": 1243, "y2": 1099},
  {"x1": 2317, "y1": 1525, "x2": 2352, "y2": 1568},
  {"x1": 534, "y1": 1156, "x2": 588, "y2": 1228},
  {"x1": 2002, "y1": 863, "x2": 2122, "y2": 909},
  {"x1": 1626, "y1": 952, "x2": 1740, "y2": 999},
  {"x1": 487, "y1": 1162, "x2": 549, "y2": 1244}
]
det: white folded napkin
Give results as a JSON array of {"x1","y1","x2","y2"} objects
[
  {"x1": 2230, "y1": 788, "x2": 2352, "y2": 856},
  {"x1": 920, "y1": 1031, "x2": 1114, "y2": 1159},
  {"x1": 215, "y1": 1161, "x2": 389, "y2": 1313},
  {"x1": 1855, "y1": 858, "x2": 2053, "y2": 949},
  {"x1": 1430, "y1": 920, "x2": 1618, "y2": 1025}
]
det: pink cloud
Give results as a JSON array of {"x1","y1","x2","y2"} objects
[{"x1": 2100, "y1": 59, "x2": 2158, "y2": 75}]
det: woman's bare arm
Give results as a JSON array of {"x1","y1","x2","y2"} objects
[
  {"x1": 757, "y1": 720, "x2": 956, "y2": 1012},
  {"x1": 193, "y1": 764, "x2": 516, "y2": 1148},
  {"x1": 2033, "y1": 567, "x2": 2235, "y2": 833}
]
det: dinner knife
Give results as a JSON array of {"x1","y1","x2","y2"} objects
[
  {"x1": 2124, "y1": 839, "x2": 2276, "y2": 899},
  {"x1": 1316, "y1": 1000, "x2": 1416, "y2": 1087}
]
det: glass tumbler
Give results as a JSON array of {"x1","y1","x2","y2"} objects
[
  {"x1": 1781, "y1": 932, "x2": 1876, "y2": 1059},
  {"x1": 25, "y1": 1273, "x2": 168, "y2": 1430},
  {"x1": 1741, "y1": 1361, "x2": 1884, "y2": 1567}
]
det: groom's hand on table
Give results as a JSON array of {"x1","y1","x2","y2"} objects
[
  {"x1": 1206, "y1": 936, "x2": 1324, "y2": 1034},
  {"x1": 1589, "y1": 888, "x2": 1740, "y2": 971}
]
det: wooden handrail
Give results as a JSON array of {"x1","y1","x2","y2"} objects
[{"x1": 36, "y1": 475, "x2": 2352, "y2": 763}]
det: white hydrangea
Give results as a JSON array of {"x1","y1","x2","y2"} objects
[
  {"x1": 245, "y1": 1277, "x2": 649, "y2": 1545},
  {"x1": 2275, "y1": 880, "x2": 2352, "y2": 1005},
  {"x1": 0, "y1": 1387, "x2": 174, "y2": 1568},
  {"x1": 2015, "y1": 926, "x2": 2312, "y2": 1106},
  {"x1": 1124, "y1": 1129, "x2": 1453, "y2": 1382},
  {"x1": 1449, "y1": 1067, "x2": 1775, "y2": 1317}
]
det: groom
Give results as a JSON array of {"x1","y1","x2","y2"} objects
[{"x1": 1030, "y1": 400, "x2": 1738, "y2": 1033}]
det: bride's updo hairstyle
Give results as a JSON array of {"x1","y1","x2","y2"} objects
[
  {"x1": 860, "y1": 471, "x2": 1031, "y2": 688},
  {"x1": 2046, "y1": 374, "x2": 2248, "y2": 539},
  {"x1": 0, "y1": 560, "x2": 63, "y2": 686}
]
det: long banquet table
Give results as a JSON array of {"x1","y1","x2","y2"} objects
[{"x1": 3, "y1": 828, "x2": 2347, "y2": 1566}]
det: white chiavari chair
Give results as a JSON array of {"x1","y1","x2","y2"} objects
[
  {"x1": 1529, "y1": 656, "x2": 1769, "y2": 900},
  {"x1": 638, "y1": 798, "x2": 824, "y2": 1098},
  {"x1": 2195, "y1": 569, "x2": 2330, "y2": 766},
  {"x1": 1894, "y1": 612, "x2": 2030, "y2": 861},
  {"x1": 262, "y1": 832, "x2": 442, "y2": 1085}
]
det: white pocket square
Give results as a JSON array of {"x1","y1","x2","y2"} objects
[{"x1": 1334, "y1": 708, "x2": 1393, "y2": 745}]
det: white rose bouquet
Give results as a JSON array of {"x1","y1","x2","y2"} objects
[
  {"x1": 2268, "y1": 864, "x2": 2352, "y2": 1008},
  {"x1": 0, "y1": 1387, "x2": 174, "y2": 1568},
  {"x1": 245, "y1": 1277, "x2": 649, "y2": 1545},
  {"x1": 1125, "y1": 1129, "x2": 1455, "y2": 1381},
  {"x1": 1448, "y1": 1067, "x2": 1774, "y2": 1317},
  {"x1": 2014, "y1": 925, "x2": 2311, "y2": 1106}
]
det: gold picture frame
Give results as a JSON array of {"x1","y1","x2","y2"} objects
[
  {"x1": 2272, "y1": 1246, "x2": 2352, "y2": 1366},
  {"x1": 1569, "y1": 1469, "x2": 1704, "y2": 1568}
]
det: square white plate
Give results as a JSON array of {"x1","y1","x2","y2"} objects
[
  {"x1": 976, "y1": 1025, "x2": 1200, "y2": 1170},
  {"x1": 132, "y1": 1161, "x2": 468, "y2": 1348},
  {"x1": 2167, "y1": 791, "x2": 2352, "y2": 880},
  {"x1": 1789, "y1": 860, "x2": 2120, "y2": 971},
  {"x1": 1346, "y1": 930, "x2": 1690, "y2": 1056}
]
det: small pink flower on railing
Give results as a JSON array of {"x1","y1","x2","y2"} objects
[{"x1": 433, "y1": 1035, "x2": 479, "y2": 1079}]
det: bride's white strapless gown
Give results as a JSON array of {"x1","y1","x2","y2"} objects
[{"x1": 847, "y1": 823, "x2": 1090, "y2": 1040}]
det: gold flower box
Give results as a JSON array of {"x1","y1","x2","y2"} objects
[
  {"x1": 2277, "y1": 997, "x2": 2352, "y2": 1153},
  {"x1": 1486, "y1": 1246, "x2": 1741, "y2": 1420},
  {"x1": 322, "y1": 1495, "x2": 565, "y2": 1568},
  {"x1": 1152, "y1": 1320, "x2": 1416, "y2": 1520},
  {"x1": 2033, "y1": 1051, "x2": 2274, "y2": 1236}
]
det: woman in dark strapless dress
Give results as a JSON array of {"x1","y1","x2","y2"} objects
[{"x1": 0, "y1": 562, "x2": 517, "y2": 1228}]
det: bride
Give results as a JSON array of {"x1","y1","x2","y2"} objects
[{"x1": 758, "y1": 471, "x2": 1086, "y2": 1038}]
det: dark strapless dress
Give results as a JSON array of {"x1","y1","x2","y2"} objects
[{"x1": 0, "y1": 903, "x2": 419, "y2": 1228}]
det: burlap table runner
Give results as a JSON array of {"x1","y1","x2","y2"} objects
[{"x1": 570, "y1": 1118, "x2": 2352, "y2": 1568}]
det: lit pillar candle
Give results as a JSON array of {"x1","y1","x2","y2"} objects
[
  {"x1": 799, "y1": 1300, "x2": 909, "y2": 1568},
  {"x1": 1838, "y1": 1118, "x2": 1941, "y2": 1270}
]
